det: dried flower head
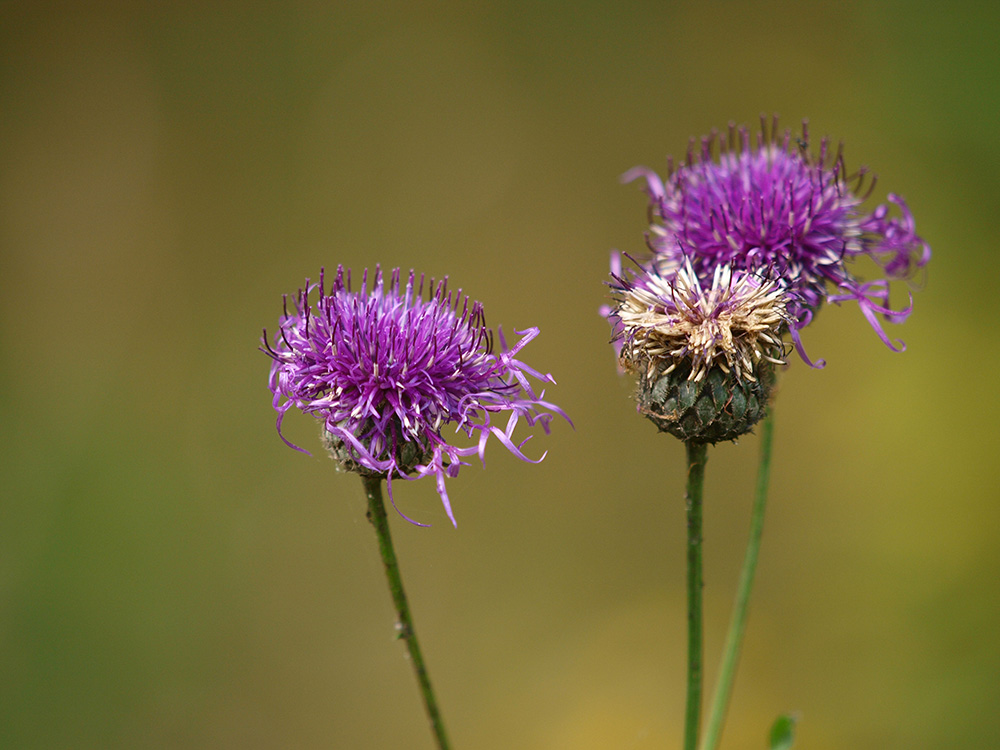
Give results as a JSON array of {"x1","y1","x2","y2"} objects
[
  {"x1": 623, "y1": 116, "x2": 930, "y2": 366},
  {"x1": 263, "y1": 265, "x2": 566, "y2": 525},
  {"x1": 611, "y1": 258, "x2": 792, "y2": 383},
  {"x1": 608, "y1": 257, "x2": 790, "y2": 442}
]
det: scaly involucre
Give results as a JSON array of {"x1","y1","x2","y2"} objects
[
  {"x1": 620, "y1": 117, "x2": 930, "y2": 367},
  {"x1": 263, "y1": 265, "x2": 565, "y2": 525}
]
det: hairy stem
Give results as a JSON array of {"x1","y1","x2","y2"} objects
[
  {"x1": 362, "y1": 475, "x2": 451, "y2": 750},
  {"x1": 700, "y1": 410, "x2": 775, "y2": 750},
  {"x1": 684, "y1": 440, "x2": 708, "y2": 750}
]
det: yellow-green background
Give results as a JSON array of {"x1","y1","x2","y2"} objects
[{"x1": 2, "y1": 2, "x2": 996, "y2": 748}]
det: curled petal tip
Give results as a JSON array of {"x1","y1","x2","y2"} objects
[{"x1": 621, "y1": 166, "x2": 666, "y2": 202}]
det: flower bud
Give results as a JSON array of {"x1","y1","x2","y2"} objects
[{"x1": 636, "y1": 359, "x2": 775, "y2": 444}]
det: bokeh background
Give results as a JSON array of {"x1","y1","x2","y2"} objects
[{"x1": 2, "y1": 2, "x2": 997, "y2": 748}]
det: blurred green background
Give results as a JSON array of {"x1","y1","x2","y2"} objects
[{"x1": 2, "y1": 2, "x2": 997, "y2": 748}]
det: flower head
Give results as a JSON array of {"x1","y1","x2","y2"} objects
[
  {"x1": 611, "y1": 258, "x2": 792, "y2": 383},
  {"x1": 622, "y1": 117, "x2": 930, "y2": 366},
  {"x1": 263, "y1": 265, "x2": 566, "y2": 525},
  {"x1": 608, "y1": 256, "x2": 790, "y2": 442}
]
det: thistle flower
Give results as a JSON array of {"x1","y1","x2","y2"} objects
[
  {"x1": 609, "y1": 257, "x2": 791, "y2": 442},
  {"x1": 262, "y1": 265, "x2": 565, "y2": 525},
  {"x1": 611, "y1": 258, "x2": 791, "y2": 384},
  {"x1": 622, "y1": 116, "x2": 930, "y2": 367}
]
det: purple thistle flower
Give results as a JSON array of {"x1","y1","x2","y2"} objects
[
  {"x1": 621, "y1": 117, "x2": 930, "y2": 367},
  {"x1": 262, "y1": 265, "x2": 567, "y2": 526}
]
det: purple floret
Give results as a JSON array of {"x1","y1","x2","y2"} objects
[
  {"x1": 621, "y1": 117, "x2": 930, "y2": 366},
  {"x1": 263, "y1": 265, "x2": 567, "y2": 526}
]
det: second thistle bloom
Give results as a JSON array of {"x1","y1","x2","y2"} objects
[
  {"x1": 612, "y1": 259, "x2": 791, "y2": 384},
  {"x1": 608, "y1": 117, "x2": 929, "y2": 442},
  {"x1": 623, "y1": 117, "x2": 930, "y2": 366},
  {"x1": 263, "y1": 265, "x2": 566, "y2": 525},
  {"x1": 609, "y1": 258, "x2": 791, "y2": 442}
]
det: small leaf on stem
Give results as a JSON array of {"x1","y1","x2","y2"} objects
[{"x1": 768, "y1": 714, "x2": 797, "y2": 750}]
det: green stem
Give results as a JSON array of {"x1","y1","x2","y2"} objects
[
  {"x1": 699, "y1": 410, "x2": 775, "y2": 750},
  {"x1": 684, "y1": 440, "x2": 708, "y2": 750},
  {"x1": 362, "y1": 475, "x2": 451, "y2": 750}
]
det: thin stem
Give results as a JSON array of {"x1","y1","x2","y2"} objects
[
  {"x1": 699, "y1": 410, "x2": 775, "y2": 750},
  {"x1": 362, "y1": 475, "x2": 451, "y2": 750},
  {"x1": 684, "y1": 440, "x2": 708, "y2": 750}
]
